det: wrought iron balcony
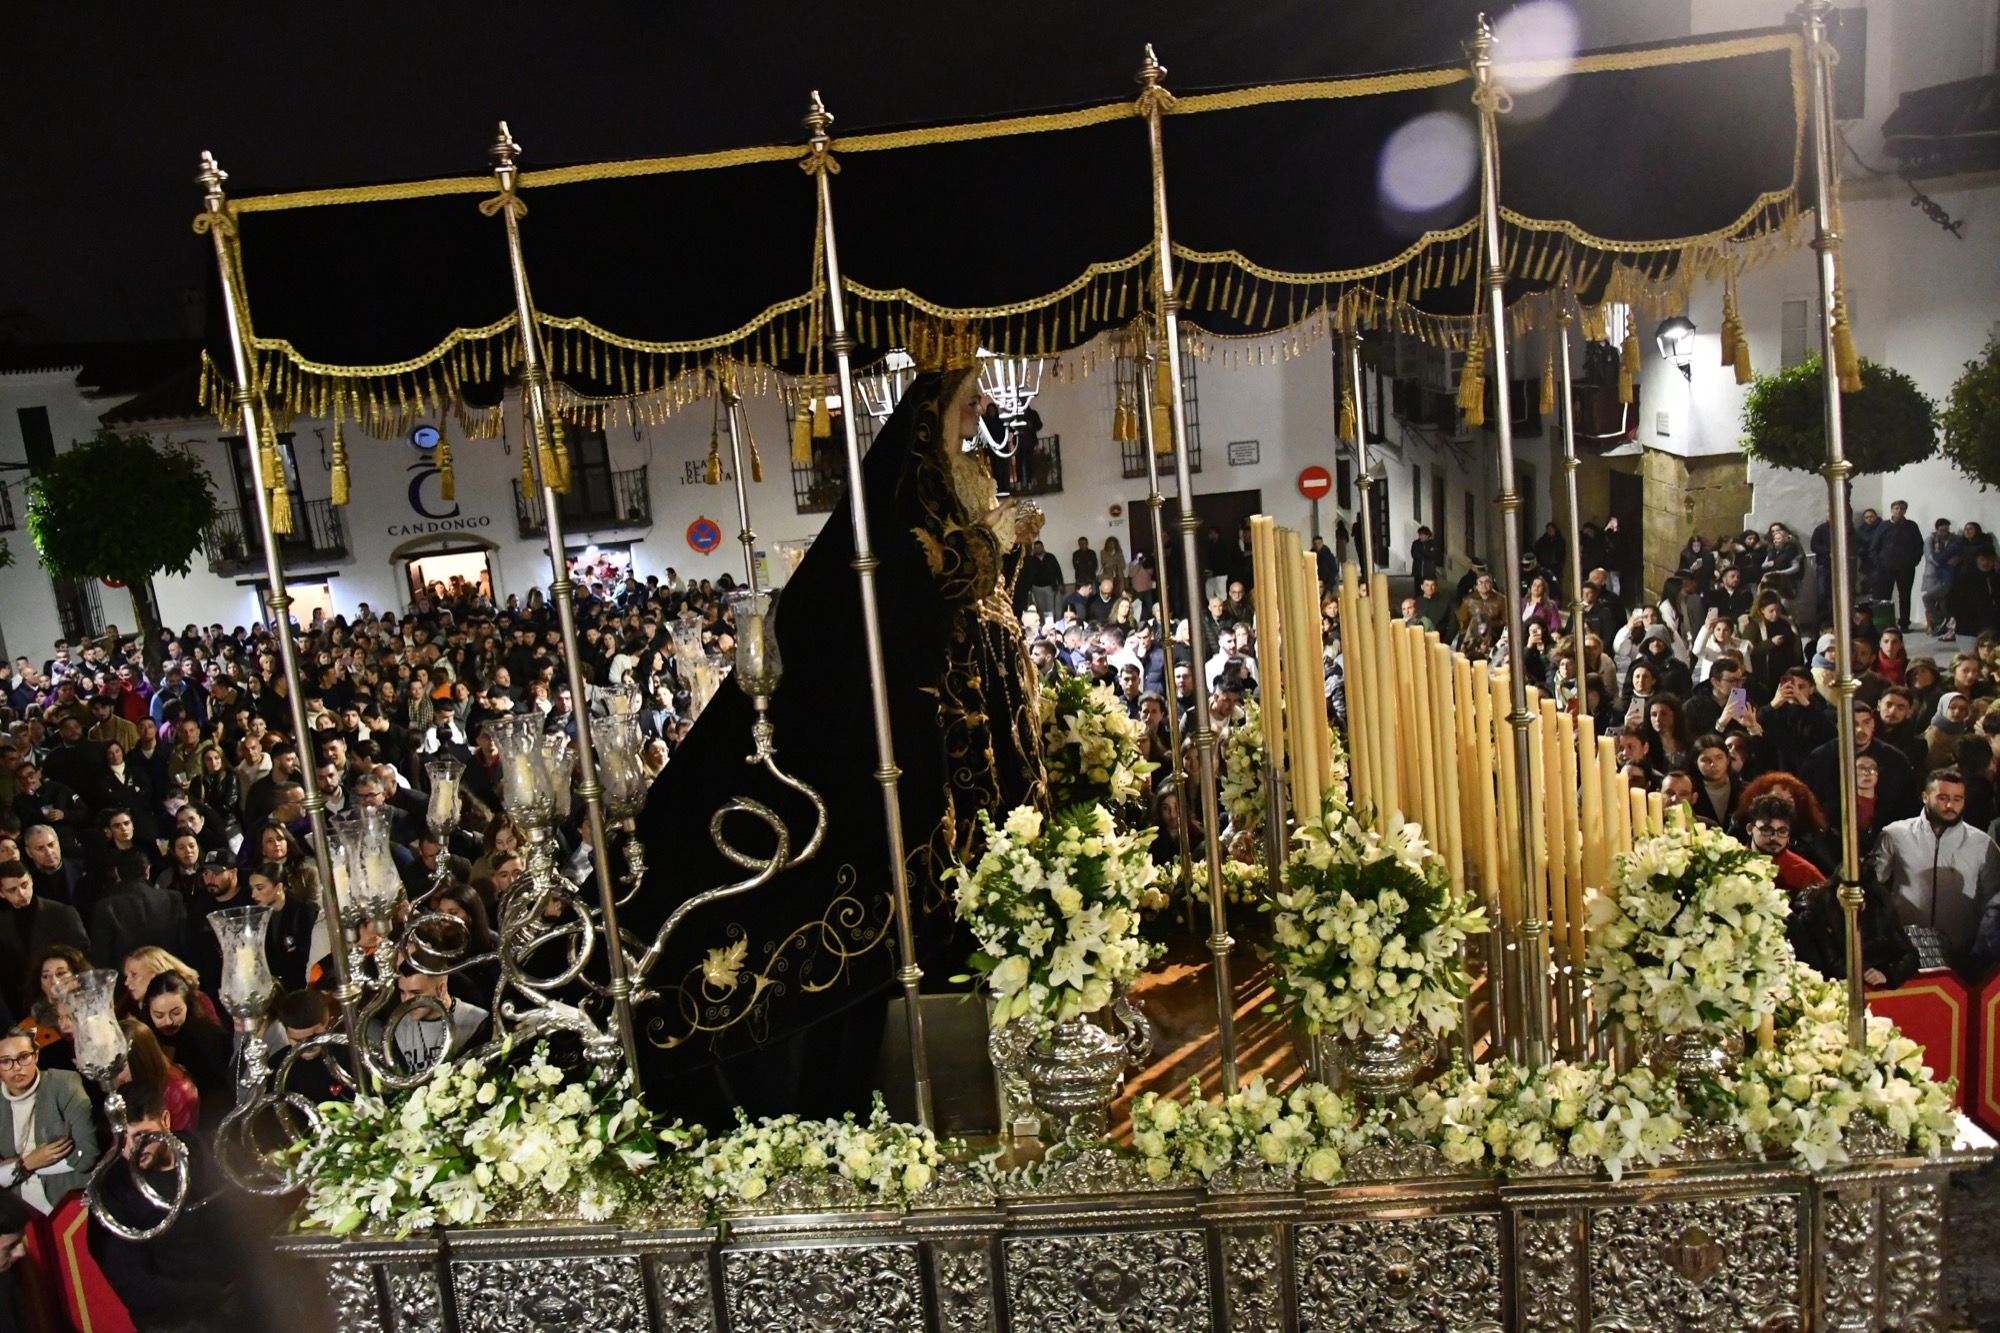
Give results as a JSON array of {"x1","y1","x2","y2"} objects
[
  {"x1": 0, "y1": 481, "x2": 15, "y2": 532},
  {"x1": 206, "y1": 498, "x2": 348, "y2": 574},
  {"x1": 513, "y1": 465, "x2": 652, "y2": 537}
]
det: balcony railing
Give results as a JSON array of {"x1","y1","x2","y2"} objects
[
  {"x1": 513, "y1": 465, "x2": 652, "y2": 537},
  {"x1": 0, "y1": 481, "x2": 15, "y2": 532},
  {"x1": 206, "y1": 498, "x2": 348, "y2": 573}
]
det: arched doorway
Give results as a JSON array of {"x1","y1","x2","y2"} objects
[{"x1": 389, "y1": 533, "x2": 502, "y2": 610}]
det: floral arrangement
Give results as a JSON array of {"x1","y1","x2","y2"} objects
[
  {"x1": 291, "y1": 1045, "x2": 687, "y2": 1236},
  {"x1": 1725, "y1": 967, "x2": 1960, "y2": 1169},
  {"x1": 690, "y1": 1094, "x2": 945, "y2": 1210},
  {"x1": 1219, "y1": 697, "x2": 1268, "y2": 832},
  {"x1": 1040, "y1": 675, "x2": 1157, "y2": 825},
  {"x1": 1129, "y1": 1076, "x2": 1362, "y2": 1184},
  {"x1": 952, "y1": 804, "x2": 1164, "y2": 1031},
  {"x1": 1170, "y1": 855, "x2": 1270, "y2": 909},
  {"x1": 1399, "y1": 1056, "x2": 1685, "y2": 1181},
  {"x1": 1586, "y1": 823, "x2": 1792, "y2": 1038},
  {"x1": 1267, "y1": 811, "x2": 1486, "y2": 1039}
]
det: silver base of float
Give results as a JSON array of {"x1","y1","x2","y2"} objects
[{"x1": 276, "y1": 1120, "x2": 1991, "y2": 1332}]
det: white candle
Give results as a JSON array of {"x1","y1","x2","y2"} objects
[
  {"x1": 223, "y1": 941, "x2": 267, "y2": 1009},
  {"x1": 741, "y1": 614, "x2": 767, "y2": 684},
  {"x1": 503, "y1": 752, "x2": 541, "y2": 810},
  {"x1": 75, "y1": 1013, "x2": 124, "y2": 1070},
  {"x1": 427, "y1": 775, "x2": 460, "y2": 827}
]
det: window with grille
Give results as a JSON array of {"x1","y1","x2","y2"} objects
[{"x1": 1117, "y1": 341, "x2": 1203, "y2": 479}]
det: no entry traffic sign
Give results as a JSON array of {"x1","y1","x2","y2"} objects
[{"x1": 1297, "y1": 465, "x2": 1333, "y2": 501}]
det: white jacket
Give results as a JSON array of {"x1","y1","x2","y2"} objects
[{"x1": 1870, "y1": 813, "x2": 2000, "y2": 970}]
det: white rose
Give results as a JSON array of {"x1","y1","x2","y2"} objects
[{"x1": 989, "y1": 954, "x2": 1031, "y2": 997}]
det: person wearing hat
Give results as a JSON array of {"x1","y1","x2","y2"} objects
[
  {"x1": 183, "y1": 849, "x2": 253, "y2": 996},
  {"x1": 85, "y1": 693, "x2": 138, "y2": 753},
  {"x1": 1454, "y1": 556, "x2": 1490, "y2": 604}
]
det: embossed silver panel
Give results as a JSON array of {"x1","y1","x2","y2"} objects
[
  {"x1": 382, "y1": 1262, "x2": 447, "y2": 1333},
  {"x1": 1003, "y1": 1228, "x2": 1211, "y2": 1332},
  {"x1": 1515, "y1": 1209, "x2": 1582, "y2": 1333},
  {"x1": 1880, "y1": 1178, "x2": 1946, "y2": 1329},
  {"x1": 1296, "y1": 1213, "x2": 1503, "y2": 1332},
  {"x1": 1220, "y1": 1226, "x2": 1285, "y2": 1333},
  {"x1": 1587, "y1": 1193, "x2": 1803, "y2": 1331},
  {"x1": 452, "y1": 1253, "x2": 647, "y2": 1332},
  {"x1": 1819, "y1": 1187, "x2": 1878, "y2": 1331},
  {"x1": 722, "y1": 1242, "x2": 925, "y2": 1332},
  {"x1": 327, "y1": 1260, "x2": 381, "y2": 1333},
  {"x1": 931, "y1": 1240, "x2": 996, "y2": 1333},
  {"x1": 651, "y1": 1251, "x2": 715, "y2": 1333}
]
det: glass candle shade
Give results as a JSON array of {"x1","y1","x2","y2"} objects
[
  {"x1": 335, "y1": 809, "x2": 405, "y2": 923},
  {"x1": 208, "y1": 904, "x2": 276, "y2": 1019},
  {"x1": 594, "y1": 717, "x2": 646, "y2": 820},
  {"x1": 543, "y1": 732, "x2": 574, "y2": 821},
  {"x1": 425, "y1": 754, "x2": 465, "y2": 834},
  {"x1": 728, "y1": 589, "x2": 783, "y2": 697},
  {"x1": 488, "y1": 715, "x2": 556, "y2": 825},
  {"x1": 60, "y1": 970, "x2": 129, "y2": 1082}
]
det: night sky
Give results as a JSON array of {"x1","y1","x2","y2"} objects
[{"x1": 0, "y1": 0, "x2": 1694, "y2": 346}]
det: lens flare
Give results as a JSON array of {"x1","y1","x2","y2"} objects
[{"x1": 1377, "y1": 111, "x2": 1477, "y2": 215}]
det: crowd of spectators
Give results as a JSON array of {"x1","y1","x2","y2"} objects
[{"x1": 1, "y1": 502, "x2": 1998, "y2": 1325}]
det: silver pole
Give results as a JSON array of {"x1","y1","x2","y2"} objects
[
  {"x1": 1346, "y1": 331, "x2": 1375, "y2": 581},
  {"x1": 718, "y1": 366, "x2": 761, "y2": 598},
  {"x1": 1136, "y1": 340, "x2": 1201, "y2": 919},
  {"x1": 486, "y1": 125, "x2": 641, "y2": 1078},
  {"x1": 194, "y1": 155, "x2": 364, "y2": 1077},
  {"x1": 803, "y1": 93, "x2": 934, "y2": 1130},
  {"x1": 1800, "y1": 2, "x2": 1868, "y2": 1048},
  {"x1": 1139, "y1": 46, "x2": 1240, "y2": 1091},
  {"x1": 1471, "y1": 20, "x2": 1550, "y2": 1068},
  {"x1": 1557, "y1": 295, "x2": 1589, "y2": 1059}
]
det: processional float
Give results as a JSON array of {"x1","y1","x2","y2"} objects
[{"x1": 70, "y1": 5, "x2": 1989, "y2": 1329}]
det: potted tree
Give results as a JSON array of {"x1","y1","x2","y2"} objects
[
  {"x1": 1741, "y1": 356, "x2": 1938, "y2": 475},
  {"x1": 26, "y1": 430, "x2": 219, "y2": 674},
  {"x1": 1940, "y1": 337, "x2": 2000, "y2": 489}
]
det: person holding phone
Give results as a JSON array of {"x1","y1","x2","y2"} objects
[{"x1": 1684, "y1": 652, "x2": 1753, "y2": 741}]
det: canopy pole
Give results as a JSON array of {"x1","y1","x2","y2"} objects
[
  {"x1": 1139, "y1": 45, "x2": 1240, "y2": 1093},
  {"x1": 1800, "y1": 0, "x2": 1868, "y2": 1049},
  {"x1": 804, "y1": 92, "x2": 934, "y2": 1132},
  {"x1": 1346, "y1": 329, "x2": 1375, "y2": 581},
  {"x1": 1135, "y1": 335, "x2": 1200, "y2": 930},
  {"x1": 486, "y1": 124, "x2": 642, "y2": 1080},
  {"x1": 195, "y1": 154, "x2": 364, "y2": 1083},
  {"x1": 1556, "y1": 290, "x2": 1590, "y2": 1062},
  {"x1": 1471, "y1": 18, "x2": 1551, "y2": 1069}
]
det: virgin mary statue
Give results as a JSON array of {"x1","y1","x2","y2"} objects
[{"x1": 625, "y1": 336, "x2": 1045, "y2": 1125}]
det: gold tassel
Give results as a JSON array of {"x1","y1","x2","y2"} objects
[
  {"x1": 791, "y1": 408, "x2": 813, "y2": 466},
  {"x1": 1620, "y1": 328, "x2": 1641, "y2": 376},
  {"x1": 1539, "y1": 340, "x2": 1556, "y2": 416},
  {"x1": 748, "y1": 437, "x2": 764, "y2": 484},
  {"x1": 268, "y1": 482, "x2": 294, "y2": 536},
  {"x1": 519, "y1": 433, "x2": 537, "y2": 495},
  {"x1": 550, "y1": 419, "x2": 572, "y2": 494},
  {"x1": 1617, "y1": 361, "x2": 1635, "y2": 404},
  {"x1": 329, "y1": 415, "x2": 350, "y2": 507},
  {"x1": 436, "y1": 428, "x2": 455, "y2": 502},
  {"x1": 1337, "y1": 384, "x2": 1356, "y2": 444},
  {"x1": 1719, "y1": 288, "x2": 1739, "y2": 369},
  {"x1": 1151, "y1": 400, "x2": 1174, "y2": 455},
  {"x1": 258, "y1": 417, "x2": 280, "y2": 485},
  {"x1": 1458, "y1": 338, "x2": 1486, "y2": 427},
  {"x1": 1831, "y1": 287, "x2": 1862, "y2": 393},
  {"x1": 705, "y1": 412, "x2": 722, "y2": 485},
  {"x1": 812, "y1": 393, "x2": 831, "y2": 438}
]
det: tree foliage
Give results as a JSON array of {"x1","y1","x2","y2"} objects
[
  {"x1": 1941, "y1": 337, "x2": 2000, "y2": 491},
  {"x1": 26, "y1": 430, "x2": 217, "y2": 585},
  {"x1": 1741, "y1": 356, "x2": 1938, "y2": 475}
]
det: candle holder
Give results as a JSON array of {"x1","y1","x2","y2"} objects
[
  {"x1": 489, "y1": 714, "x2": 556, "y2": 828},
  {"x1": 424, "y1": 754, "x2": 465, "y2": 900},
  {"x1": 64, "y1": 970, "x2": 190, "y2": 1241},
  {"x1": 594, "y1": 713, "x2": 650, "y2": 903}
]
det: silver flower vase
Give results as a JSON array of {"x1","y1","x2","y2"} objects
[
  {"x1": 1647, "y1": 1027, "x2": 1743, "y2": 1103},
  {"x1": 1320, "y1": 1027, "x2": 1437, "y2": 1109},
  {"x1": 1022, "y1": 1018, "x2": 1129, "y2": 1140}
]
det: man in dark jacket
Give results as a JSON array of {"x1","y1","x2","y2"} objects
[
  {"x1": 1877, "y1": 499, "x2": 1925, "y2": 631},
  {"x1": 1753, "y1": 668, "x2": 1837, "y2": 774},
  {"x1": 1804, "y1": 700, "x2": 1920, "y2": 837},
  {"x1": 89, "y1": 849, "x2": 186, "y2": 970},
  {"x1": 1071, "y1": 537, "x2": 1099, "y2": 589},
  {"x1": 0, "y1": 862, "x2": 89, "y2": 1002}
]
